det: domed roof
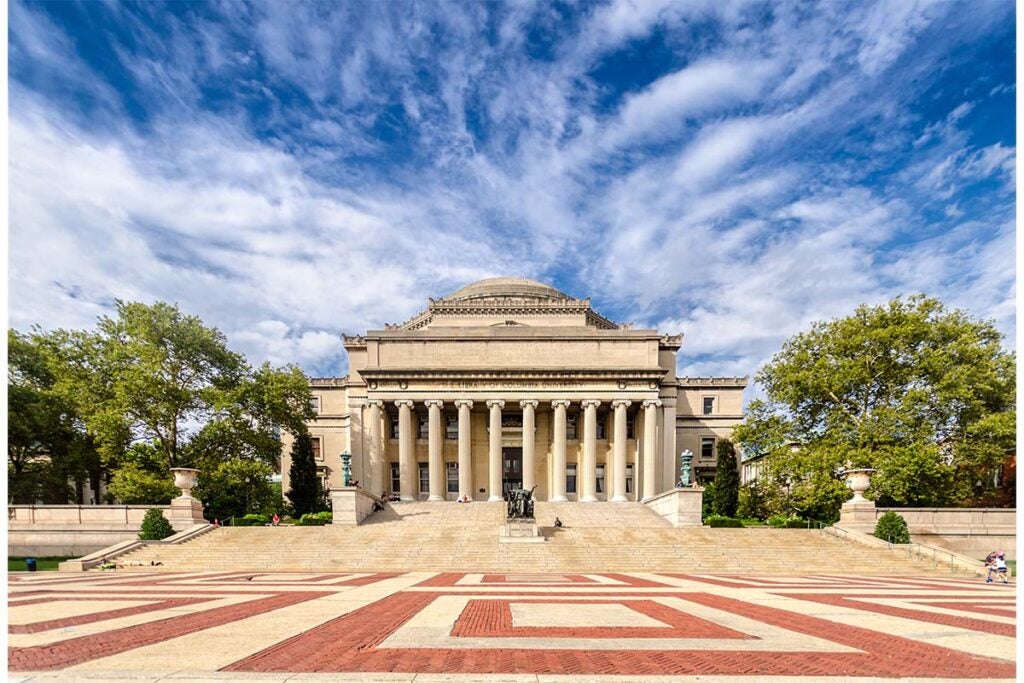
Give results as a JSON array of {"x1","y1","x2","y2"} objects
[{"x1": 446, "y1": 276, "x2": 571, "y2": 301}]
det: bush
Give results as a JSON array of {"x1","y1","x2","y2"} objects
[
  {"x1": 874, "y1": 511, "x2": 910, "y2": 543},
  {"x1": 138, "y1": 508, "x2": 175, "y2": 541},
  {"x1": 705, "y1": 515, "x2": 744, "y2": 528},
  {"x1": 712, "y1": 440, "x2": 740, "y2": 518},
  {"x1": 768, "y1": 515, "x2": 808, "y2": 529},
  {"x1": 232, "y1": 513, "x2": 269, "y2": 527},
  {"x1": 295, "y1": 511, "x2": 333, "y2": 526}
]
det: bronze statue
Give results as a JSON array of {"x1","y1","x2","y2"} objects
[{"x1": 506, "y1": 485, "x2": 536, "y2": 519}]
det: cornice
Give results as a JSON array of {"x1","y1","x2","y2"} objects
[{"x1": 678, "y1": 376, "x2": 749, "y2": 388}]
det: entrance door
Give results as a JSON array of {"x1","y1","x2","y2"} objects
[{"x1": 502, "y1": 447, "x2": 523, "y2": 496}]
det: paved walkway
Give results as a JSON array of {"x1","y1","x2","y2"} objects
[{"x1": 7, "y1": 571, "x2": 1015, "y2": 681}]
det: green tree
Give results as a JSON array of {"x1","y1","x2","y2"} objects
[
  {"x1": 31, "y1": 301, "x2": 314, "y2": 498},
  {"x1": 8, "y1": 330, "x2": 100, "y2": 503},
  {"x1": 107, "y1": 462, "x2": 178, "y2": 504},
  {"x1": 195, "y1": 459, "x2": 278, "y2": 521},
  {"x1": 287, "y1": 434, "x2": 324, "y2": 516},
  {"x1": 712, "y1": 440, "x2": 740, "y2": 518},
  {"x1": 735, "y1": 295, "x2": 1015, "y2": 518}
]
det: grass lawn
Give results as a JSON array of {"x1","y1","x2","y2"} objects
[{"x1": 8, "y1": 556, "x2": 72, "y2": 572}]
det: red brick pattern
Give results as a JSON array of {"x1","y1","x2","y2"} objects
[
  {"x1": 9, "y1": 591, "x2": 328, "y2": 671},
  {"x1": 8, "y1": 572, "x2": 1016, "y2": 678},
  {"x1": 450, "y1": 598, "x2": 753, "y2": 639}
]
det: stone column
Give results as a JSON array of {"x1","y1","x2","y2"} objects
[
  {"x1": 395, "y1": 400, "x2": 415, "y2": 501},
  {"x1": 610, "y1": 400, "x2": 632, "y2": 502},
  {"x1": 662, "y1": 400, "x2": 677, "y2": 492},
  {"x1": 455, "y1": 400, "x2": 473, "y2": 499},
  {"x1": 487, "y1": 400, "x2": 505, "y2": 502},
  {"x1": 580, "y1": 400, "x2": 600, "y2": 502},
  {"x1": 550, "y1": 400, "x2": 569, "y2": 502},
  {"x1": 425, "y1": 400, "x2": 444, "y2": 501},
  {"x1": 520, "y1": 400, "x2": 538, "y2": 490},
  {"x1": 367, "y1": 400, "x2": 384, "y2": 497},
  {"x1": 642, "y1": 399, "x2": 661, "y2": 501}
]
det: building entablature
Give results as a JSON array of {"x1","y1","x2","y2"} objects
[{"x1": 678, "y1": 376, "x2": 749, "y2": 388}]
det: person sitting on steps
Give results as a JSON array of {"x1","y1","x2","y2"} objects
[
  {"x1": 986, "y1": 552, "x2": 1009, "y2": 583},
  {"x1": 553, "y1": 517, "x2": 563, "y2": 528}
]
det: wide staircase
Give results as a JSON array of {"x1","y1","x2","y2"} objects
[{"x1": 112, "y1": 501, "x2": 951, "y2": 574}]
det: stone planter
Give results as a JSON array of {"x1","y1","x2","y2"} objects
[
  {"x1": 170, "y1": 468, "x2": 200, "y2": 499},
  {"x1": 844, "y1": 468, "x2": 877, "y2": 504}
]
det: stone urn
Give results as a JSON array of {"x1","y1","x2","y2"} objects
[
  {"x1": 844, "y1": 468, "x2": 876, "y2": 504},
  {"x1": 170, "y1": 468, "x2": 200, "y2": 499}
]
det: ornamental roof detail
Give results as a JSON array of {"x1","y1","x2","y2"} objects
[{"x1": 386, "y1": 276, "x2": 622, "y2": 331}]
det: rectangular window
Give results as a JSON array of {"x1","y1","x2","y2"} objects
[
  {"x1": 446, "y1": 416, "x2": 458, "y2": 440},
  {"x1": 418, "y1": 415, "x2": 429, "y2": 439},
  {"x1": 310, "y1": 396, "x2": 321, "y2": 414},
  {"x1": 703, "y1": 397, "x2": 715, "y2": 415},
  {"x1": 566, "y1": 463, "x2": 577, "y2": 494},
  {"x1": 390, "y1": 463, "x2": 400, "y2": 493},
  {"x1": 626, "y1": 463, "x2": 634, "y2": 494},
  {"x1": 418, "y1": 462, "x2": 429, "y2": 493},
  {"x1": 626, "y1": 414, "x2": 635, "y2": 439},
  {"x1": 701, "y1": 437, "x2": 715, "y2": 460},
  {"x1": 501, "y1": 414, "x2": 522, "y2": 428},
  {"x1": 390, "y1": 415, "x2": 400, "y2": 440},
  {"x1": 596, "y1": 415, "x2": 606, "y2": 440},
  {"x1": 317, "y1": 467, "x2": 330, "y2": 491},
  {"x1": 446, "y1": 462, "x2": 459, "y2": 493},
  {"x1": 596, "y1": 464, "x2": 605, "y2": 493},
  {"x1": 566, "y1": 415, "x2": 578, "y2": 440},
  {"x1": 311, "y1": 437, "x2": 323, "y2": 461}
]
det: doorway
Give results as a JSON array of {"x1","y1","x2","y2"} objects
[{"x1": 502, "y1": 447, "x2": 523, "y2": 496}]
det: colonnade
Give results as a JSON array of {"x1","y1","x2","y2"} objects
[{"x1": 365, "y1": 398, "x2": 665, "y2": 502}]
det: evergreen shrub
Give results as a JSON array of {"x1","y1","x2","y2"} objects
[
  {"x1": 705, "y1": 515, "x2": 744, "y2": 528},
  {"x1": 138, "y1": 508, "x2": 175, "y2": 541},
  {"x1": 874, "y1": 511, "x2": 910, "y2": 543},
  {"x1": 296, "y1": 512, "x2": 333, "y2": 526}
]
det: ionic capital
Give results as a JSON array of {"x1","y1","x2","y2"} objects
[
  {"x1": 611, "y1": 399, "x2": 632, "y2": 409},
  {"x1": 424, "y1": 399, "x2": 444, "y2": 409},
  {"x1": 551, "y1": 399, "x2": 571, "y2": 409},
  {"x1": 486, "y1": 399, "x2": 505, "y2": 409},
  {"x1": 393, "y1": 400, "x2": 414, "y2": 409},
  {"x1": 642, "y1": 399, "x2": 663, "y2": 409},
  {"x1": 581, "y1": 399, "x2": 601, "y2": 409},
  {"x1": 519, "y1": 400, "x2": 539, "y2": 410},
  {"x1": 367, "y1": 399, "x2": 384, "y2": 409},
  {"x1": 454, "y1": 399, "x2": 474, "y2": 409}
]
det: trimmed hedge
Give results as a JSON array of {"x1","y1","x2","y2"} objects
[
  {"x1": 768, "y1": 515, "x2": 808, "y2": 529},
  {"x1": 705, "y1": 515, "x2": 744, "y2": 528},
  {"x1": 295, "y1": 512, "x2": 333, "y2": 526},
  {"x1": 233, "y1": 514, "x2": 270, "y2": 527},
  {"x1": 874, "y1": 511, "x2": 910, "y2": 544}
]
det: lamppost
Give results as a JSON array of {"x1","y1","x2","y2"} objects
[{"x1": 678, "y1": 450, "x2": 693, "y2": 487}]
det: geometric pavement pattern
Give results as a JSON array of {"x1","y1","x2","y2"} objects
[{"x1": 8, "y1": 571, "x2": 1016, "y2": 682}]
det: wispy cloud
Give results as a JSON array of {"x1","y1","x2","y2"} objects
[{"x1": 8, "y1": 0, "x2": 1015, "y2": 391}]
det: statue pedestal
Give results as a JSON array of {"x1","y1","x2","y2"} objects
[{"x1": 499, "y1": 518, "x2": 544, "y2": 543}]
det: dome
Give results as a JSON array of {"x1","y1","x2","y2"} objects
[{"x1": 445, "y1": 276, "x2": 571, "y2": 301}]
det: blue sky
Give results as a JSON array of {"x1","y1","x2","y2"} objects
[{"x1": 9, "y1": 0, "x2": 1015, "y2": 389}]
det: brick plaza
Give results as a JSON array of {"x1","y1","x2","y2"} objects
[{"x1": 7, "y1": 570, "x2": 1015, "y2": 681}]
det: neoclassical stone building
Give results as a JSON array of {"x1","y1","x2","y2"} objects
[{"x1": 282, "y1": 277, "x2": 746, "y2": 502}]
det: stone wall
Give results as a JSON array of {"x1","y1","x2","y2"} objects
[
  {"x1": 330, "y1": 487, "x2": 382, "y2": 525},
  {"x1": 642, "y1": 487, "x2": 703, "y2": 527},
  {"x1": 8, "y1": 502, "x2": 205, "y2": 557},
  {"x1": 839, "y1": 507, "x2": 1016, "y2": 561}
]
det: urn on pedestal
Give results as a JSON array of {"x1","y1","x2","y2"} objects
[{"x1": 170, "y1": 468, "x2": 200, "y2": 499}]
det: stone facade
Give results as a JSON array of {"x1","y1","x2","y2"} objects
[{"x1": 282, "y1": 277, "x2": 746, "y2": 503}]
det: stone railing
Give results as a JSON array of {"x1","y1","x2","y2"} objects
[
  {"x1": 822, "y1": 525, "x2": 986, "y2": 576},
  {"x1": 9, "y1": 501, "x2": 207, "y2": 557},
  {"x1": 642, "y1": 487, "x2": 704, "y2": 527},
  {"x1": 58, "y1": 524, "x2": 216, "y2": 572},
  {"x1": 838, "y1": 506, "x2": 1016, "y2": 561}
]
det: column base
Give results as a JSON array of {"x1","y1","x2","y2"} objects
[
  {"x1": 549, "y1": 495, "x2": 568, "y2": 502},
  {"x1": 610, "y1": 495, "x2": 628, "y2": 502},
  {"x1": 580, "y1": 495, "x2": 597, "y2": 503},
  {"x1": 488, "y1": 495, "x2": 503, "y2": 502},
  {"x1": 399, "y1": 496, "x2": 415, "y2": 502},
  {"x1": 427, "y1": 495, "x2": 444, "y2": 502}
]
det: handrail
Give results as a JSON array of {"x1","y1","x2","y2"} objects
[{"x1": 821, "y1": 525, "x2": 984, "y2": 576}]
